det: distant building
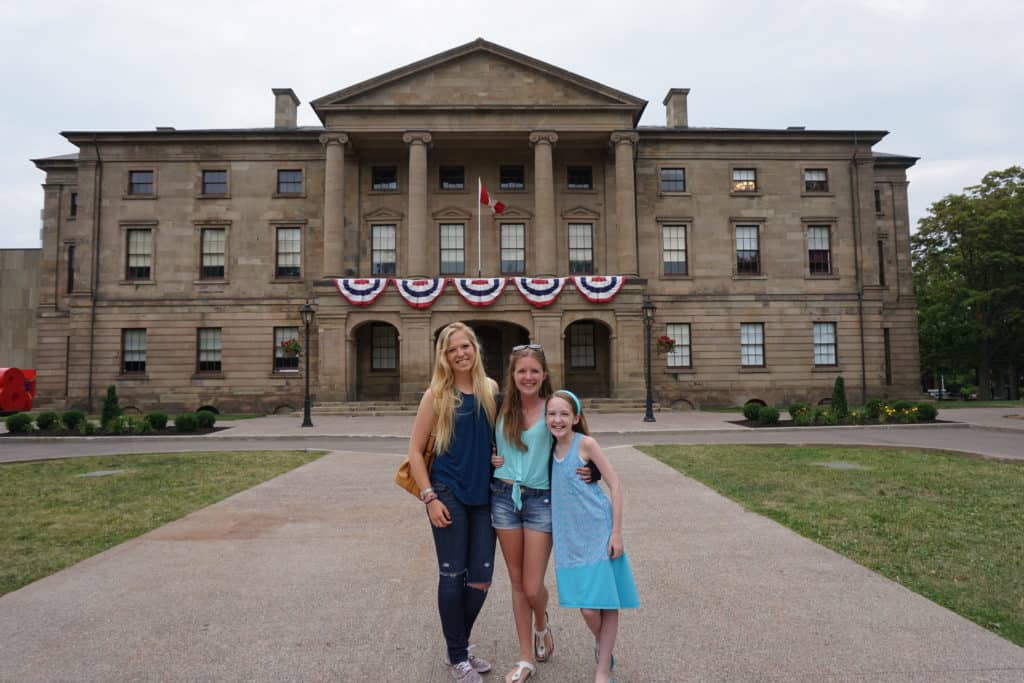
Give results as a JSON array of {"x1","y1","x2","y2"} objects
[
  {"x1": 30, "y1": 39, "x2": 919, "y2": 414},
  {"x1": 1, "y1": 248, "x2": 41, "y2": 371}
]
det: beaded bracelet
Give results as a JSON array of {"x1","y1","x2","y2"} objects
[{"x1": 422, "y1": 492, "x2": 439, "y2": 505}]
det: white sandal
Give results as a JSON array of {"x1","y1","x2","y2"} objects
[
  {"x1": 533, "y1": 611, "x2": 554, "y2": 662},
  {"x1": 506, "y1": 660, "x2": 536, "y2": 682}
]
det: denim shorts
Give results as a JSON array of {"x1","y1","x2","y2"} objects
[{"x1": 490, "y1": 479, "x2": 552, "y2": 533}]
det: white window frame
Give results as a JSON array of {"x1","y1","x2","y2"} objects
[{"x1": 666, "y1": 323, "x2": 691, "y2": 368}]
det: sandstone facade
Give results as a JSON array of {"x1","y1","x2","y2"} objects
[{"x1": 30, "y1": 39, "x2": 920, "y2": 414}]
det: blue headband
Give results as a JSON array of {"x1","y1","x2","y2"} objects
[{"x1": 558, "y1": 390, "x2": 582, "y2": 415}]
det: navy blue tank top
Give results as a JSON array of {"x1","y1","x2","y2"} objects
[{"x1": 431, "y1": 392, "x2": 493, "y2": 506}]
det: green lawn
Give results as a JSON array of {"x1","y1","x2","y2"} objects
[
  {"x1": 639, "y1": 444, "x2": 1024, "y2": 647},
  {"x1": 0, "y1": 450, "x2": 324, "y2": 596}
]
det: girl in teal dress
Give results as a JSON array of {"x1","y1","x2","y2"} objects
[{"x1": 546, "y1": 390, "x2": 639, "y2": 683}]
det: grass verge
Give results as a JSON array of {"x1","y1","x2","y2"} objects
[
  {"x1": 0, "y1": 450, "x2": 324, "y2": 596},
  {"x1": 639, "y1": 444, "x2": 1024, "y2": 646},
  {"x1": 920, "y1": 399, "x2": 1024, "y2": 409}
]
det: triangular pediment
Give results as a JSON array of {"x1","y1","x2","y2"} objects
[
  {"x1": 313, "y1": 39, "x2": 645, "y2": 117},
  {"x1": 363, "y1": 207, "x2": 405, "y2": 221},
  {"x1": 497, "y1": 205, "x2": 532, "y2": 220},
  {"x1": 561, "y1": 206, "x2": 601, "y2": 220},
  {"x1": 432, "y1": 206, "x2": 474, "y2": 221}
]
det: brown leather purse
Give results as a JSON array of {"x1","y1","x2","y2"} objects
[{"x1": 394, "y1": 432, "x2": 436, "y2": 499}]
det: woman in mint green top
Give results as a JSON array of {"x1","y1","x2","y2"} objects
[{"x1": 493, "y1": 415, "x2": 553, "y2": 511}]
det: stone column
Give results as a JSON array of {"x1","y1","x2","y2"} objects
[
  {"x1": 611, "y1": 132, "x2": 639, "y2": 276},
  {"x1": 529, "y1": 131, "x2": 558, "y2": 275},
  {"x1": 403, "y1": 131, "x2": 432, "y2": 276},
  {"x1": 319, "y1": 132, "x2": 349, "y2": 278}
]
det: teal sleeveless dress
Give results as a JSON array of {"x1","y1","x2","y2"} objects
[{"x1": 551, "y1": 433, "x2": 639, "y2": 609}]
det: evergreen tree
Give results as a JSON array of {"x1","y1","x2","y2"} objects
[
  {"x1": 831, "y1": 376, "x2": 848, "y2": 419},
  {"x1": 101, "y1": 385, "x2": 122, "y2": 427}
]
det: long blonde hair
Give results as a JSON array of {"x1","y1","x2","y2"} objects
[
  {"x1": 429, "y1": 322, "x2": 496, "y2": 453},
  {"x1": 499, "y1": 346, "x2": 553, "y2": 450}
]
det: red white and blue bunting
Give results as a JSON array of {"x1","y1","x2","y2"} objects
[
  {"x1": 334, "y1": 278, "x2": 389, "y2": 306},
  {"x1": 453, "y1": 278, "x2": 507, "y2": 307},
  {"x1": 572, "y1": 275, "x2": 625, "y2": 303},
  {"x1": 512, "y1": 277, "x2": 568, "y2": 308},
  {"x1": 393, "y1": 278, "x2": 448, "y2": 309}
]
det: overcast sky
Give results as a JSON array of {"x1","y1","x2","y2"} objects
[{"x1": 2, "y1": 0, "x2": 1021, "y2": 249}]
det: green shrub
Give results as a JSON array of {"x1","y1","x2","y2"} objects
[
  {"x1": 61, "y1": 410, "x2": 86, "y2": 430},
  {"x1": 787, "y1": 402, "x2": 810, "y2": 419},
  {"x1": 101, "y1": 385, "x2": 122, "y2": 427},
  {"x1": 35, "y1": 411, "x2": 60, "y2": 430},
  {"x1": 105, "y1": 415, "x2": 141, "y2": 435},
  {"x1": 743, "y1": 403, "x2": 763, "y2": 421},
  {"x1": 757, "y1": 407, "x2": 780, "y2": 425},
  {"x1": 864, "y1": 398, "x2": 884, "y2": 420},
  {"x1": 895, "y1": 405, "x2": 920, "y2": 424},
  {"x1": 814, "y1": 407, "x2": 838, "y2": 426},
  {"x1": 144, "y1": 412, "x2": 169, "y2": 430},
  {"x1": 831, "y1": 376, "x2": 849, "y2": 419},
  {"x1": 916, "y1": 403, "x2": 938, "y2": 421},
  {"x1": 135, "y1": 419, "x2": 152, "y2": 435},
  {"x1": 5, "y1": 413, "x2": 33, "y2": 433},
  {"x1": 80, "y1": 420, "x2": 98, "y2": 436},
  {"x1": 195, "y1": 410, "x2": 217, "y2": 429},
  {"x1": 793, "y1": 410, "x2": 815, "y2": 426},
  {"x1": 892, "y1": 400, "x2": 914, "y2": 412},
  {"x1": 174, "y1": 413, "x2": 199, "y2": 432}
]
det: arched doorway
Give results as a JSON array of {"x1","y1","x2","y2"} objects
[
  {"x1": 433, "y1": 322, "x2": 529, "y2": 384},
  {"x1": 563, "y1": 320, "x2": 612, "y2": 398},
  {"x1": 354, "y1": 321, "x2": 400, "y2": 400}
]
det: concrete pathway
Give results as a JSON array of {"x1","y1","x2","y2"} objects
[{"x1": 2, "y1": 435, "x2": 1023, "y2": 680}]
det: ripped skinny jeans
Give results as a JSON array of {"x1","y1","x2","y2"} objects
[{"x1": 428, "y1": 481, "x2": 497, "y2": 665}]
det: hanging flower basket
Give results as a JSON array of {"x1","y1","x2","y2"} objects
[
  {"x1": 280, "y1": 338, "x2": 302, "y2": 358},
  {"x1": 656, "y1": 335, "x2": 676, "y2": 355}
]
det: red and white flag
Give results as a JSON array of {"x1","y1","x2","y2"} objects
[{"x1": 479, "y1": 179, "x2": 505, "y2": 215}]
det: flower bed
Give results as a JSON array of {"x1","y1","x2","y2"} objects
[{"x1": 733, "y1": 400, "x2": 942, "y2": 428}]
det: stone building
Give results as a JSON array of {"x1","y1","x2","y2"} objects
[
  {"x1": 1, "y1": 248, "x2": 42, "y2": 370},
  {"x1": 30, "y1": 39, "x2": 920, "y2": 414}
]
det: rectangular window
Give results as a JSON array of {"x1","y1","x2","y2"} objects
[
  {"x1": 660, "y1": 168, "x2": 686, "y2": 192},
  {"x1": 813, "y1": 322, "x2": 837, "y2": 366},
  {"x1": 197, "y1": 327, "x2": 222, "y2": 373},
  {"x1": 567, "y1": 166, "x2": 593, "y2": 190},
  {"x1": 662, "y1": 224, "x2": 688, "y2": 275},
  {"x1": 439, "y1": 224, "x2": 465, "y2": 274},
  {"x1": 122, "y1": 329, "x2": 146, "y2": 374},
  {"x1": 877, "y1": 240, "x2": 886, "y2": 286},
  {"x1": 568, "y1": 223, "x2": 594, "y2": 274},
  {"x1": 372, "y1": 166, "x2": 398, "y2": 191},
  {"x1": 732, "y1": 168, "x2": 757, "y2": 192},
  {"x1": 439, "y1": 166, "x2": 465, "y2": 190},
  {"x1": 807, "y1": 225, "x2": 832, "y2": 275},
  {"x1": 883, "y1": 328, "x2": 892, "y2": 385},
  {"x1": 66, "y1": 244, "x2": 75, "y2": 293},
  {"x1": 666, "y1": 323, "x2": 691, "y2": 368},
  {"x1": 371, "y1": 225, "x2": 396, "y2": 276},
  {"x1": 274, "y1": 326, "x2": 300, "y2": 372},
  {"x1": 874, "y1": 188, "x2": 883, "y2": 214},
  {"x1": 277, "y1": 169, "x2": 302, "y2": 194},
  {"x1": 570, "y1": 324, "x2": 596, "y2": 369},
  {"x1": 500, "y1": 223, "x2": 525, "y2": 274},
  {"x1": 69, "y1": 192, "x2": 78, "y2": 217},
  {"x1": 500, "y1": 165, "x2": 525, "y2": 190},
  {"x1": 126, "y1": 228, "x2": 152, "y2": 280},
  {"x1": 200, "y1": 228, "x2": 226, "y2": 279},
  {"x1": 735, "y1": 225, "x2": 760, "y2": 275},
  {"x1": 129, "y1": 170, "x2": 154, "y2": 195},
  {"x1": 202, "y1": 170, "x2": 228, "y2": 195},
  {"x1": 740, "y1": 323, "x2": 765, "y2": 367},
  {"x1": 275, "y1": 227, "x2": 301, "y2": 278},
  {"x1": 371, "y1": 324, "x2": 398, "y2": 370},
  {"x1": 804, "y1": 169, "x2": 829, "y2": 192}
]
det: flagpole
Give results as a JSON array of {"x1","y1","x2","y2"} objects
[{"x1": 477, "y1": 177, "x2": 483, "y2": 276}]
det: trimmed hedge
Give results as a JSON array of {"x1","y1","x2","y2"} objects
[
  {"x1": 5, "y1": 413, "x2": 33, "y2": 433},
  {"x1": 195, "y1": 410, "x2": 217, "y2": 429},
  {"x1": 61, "y1": 410, "x2": 86, "y2": 430},
  {"x1": 743, "y1": 403, "x2": 763, "y2": 421},
  {"x1": 144, "y1": 412, "x2": 169, "y2": 430},
  {"x1": 35, "y1": 411, "x2": 60, "y2": 430},
  {"x1": 916, "y1": 403, "x2": 938, "y2": 421},
  {"x1": 757, "y1": 407, "x2": 780, "y2": 425},
  {"x1": 174, "y1": 413, "x2": 199, "y2": 432}
]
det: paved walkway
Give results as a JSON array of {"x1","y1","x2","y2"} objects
[{"x1": 1, "y1": 410, "x2": 1023, "y2": 681}]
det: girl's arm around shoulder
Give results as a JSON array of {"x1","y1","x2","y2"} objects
[{"x1": 578, "y1": 436, "x2": 619, "y2": 483}]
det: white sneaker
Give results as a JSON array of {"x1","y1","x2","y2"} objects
[{"x1": 451, "y1": 660, "x2": 483, "y2": 683}]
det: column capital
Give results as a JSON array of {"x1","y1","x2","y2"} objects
[
  {"x1": 610, "y1": 131, "x2": 639, "y2": 147},
  {"x1": 402, "y1": 131, "x2": 433, "y2": 146},
  {"x1": 318, "y1": 131, "x2": 349, "y2": 147},
  {"x1": 529, "y1": 131, "x2": 559, "y2": 147}
]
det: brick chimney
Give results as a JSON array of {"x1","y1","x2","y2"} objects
[
  {"x1": 273, "y1": 88, "x2": 300, "y2": 128},
  {"x1": 663, "y1": 88, "x2": 690, "y2": 128}
]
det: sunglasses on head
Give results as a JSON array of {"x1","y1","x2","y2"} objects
[{"x1": 512, "y1": 343, "x2": 544, "y2": 352}]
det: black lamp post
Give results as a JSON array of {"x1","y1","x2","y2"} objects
[
  {"x1": 642, "y1": 294, "x2": 656, "y2": 423},
  {"x1": 300, "y1": 302, "x2": 315, "y2": 428}
]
